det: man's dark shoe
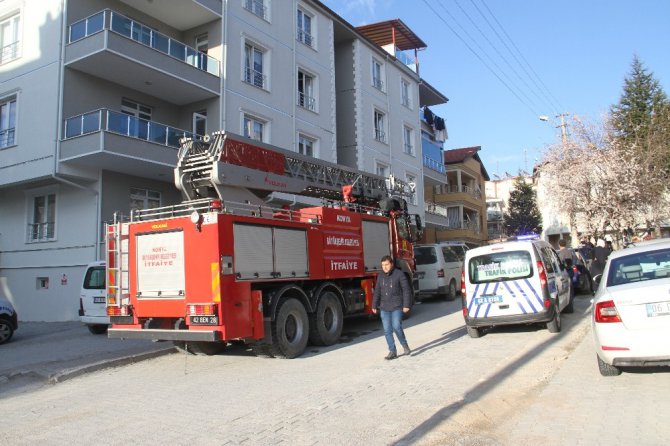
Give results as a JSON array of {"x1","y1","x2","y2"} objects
[
  {"x1": 403, "y1": 346, "x2": 411, "y2": 356},
  {"x1": 385, "y1": 351, "x2": 397, "y2": 360}
]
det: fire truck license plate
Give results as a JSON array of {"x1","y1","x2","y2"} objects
[{"x1": 190, "y1": 316, "x2": 219, "y2": 325}]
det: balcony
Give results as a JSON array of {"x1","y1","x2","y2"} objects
[
  {"x1": 65, "y1": 10, "x2": 220, "y2": 105},
  {"x1": 395, "y1": 48, "x2": 417, "y2": 73},
  {"x1": 60, "y1": 109, "x2": 199, "y2": 179},
  {"x1": 434, "y1": 184, "x2": 483, "y2": 209}
]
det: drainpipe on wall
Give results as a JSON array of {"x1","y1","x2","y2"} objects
[
  {"x1": 220, "y1": 0, "x2": 228, "y2": 132},
  {"x1": 54, "y1": 0, "x2": 100, "y2": 260}
]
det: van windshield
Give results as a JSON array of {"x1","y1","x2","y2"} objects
[
  {"x1": 468, "y1": 250, "x2": 533, "y2": 284},
  {"x1": 415, "y1": 247, "x2": 437, "y2": 265}
]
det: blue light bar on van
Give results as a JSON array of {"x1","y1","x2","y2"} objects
[{"x1": 515, "y1": 233, "x2": 539, "y2": 241}]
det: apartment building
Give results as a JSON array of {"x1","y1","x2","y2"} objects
[
  {"x1": 0, "y1": 1, "x2": 448, "y2": 321},
  {"x1": 423, "y1": 146, "x2": 489, "y2": 246}
]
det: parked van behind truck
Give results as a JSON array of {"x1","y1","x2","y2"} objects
[
  {"x1": 415, "y1": 244, "x2": 462, "y2": 300},
  {"x1": 462, "y1": 239, "x2": 573, "y2": 338},
  {"x1": 79, "y1": 261, "x2": 109, "y2": 334}
]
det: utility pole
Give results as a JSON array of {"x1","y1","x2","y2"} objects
[{"x1": 556, "y1": 113, "x2": 569, "y2": 145}]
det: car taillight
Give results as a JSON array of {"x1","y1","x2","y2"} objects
[
  {"x1": 572, "y1": 265, "x2": 579, "y2": 274},
  {"x1": 107, "y1": 305, "x2": 131, "y2": 316},
  {"x1": 595, "y1": 300, "x2": 622, "y2": 323},
  {"x1": 537, "y1": 260, "x2": 547, "y2": 288},
  {"x1": 461, "y1": 269, "x2": 466, "y2": 297},
  {"x1": 437, "y1": 269, "x2": 445, "y2": 278},
  {"x1": 188, "y1": 303, "x2": 218, "y2": 316}
]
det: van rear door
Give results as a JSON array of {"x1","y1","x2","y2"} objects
[{"x1": 466, "y1": 249, "x2": 545, "y2": 319}]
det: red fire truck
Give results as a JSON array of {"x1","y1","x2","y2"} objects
[{"x1": 106, "y1": 131, "x2": 422, "y2": 358}]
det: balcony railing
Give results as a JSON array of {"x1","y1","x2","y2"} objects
[
  {"x1": 423, "y1": 155, "x2": 445, "y2": 174},
  {"x1": 64, "y1": 109, "x2": 200, "y2": 148},
  {"x1": 443, "y1": 184, "x2": 482, "y2": 200},
  {"x1": 395, "y1": 48, "x2": 417, "y2": 73},
  {"x1": 28, "y1": 222, "x2": 55, "y2": 242},
  {"x1": 0, "y1": 128, "x2": 16, "y2": 148},
  {"x1": 244, "y1": 0, "x2": 268, "y2": 20},
  {"x1": 374, "y1": 129, "x2": 387, "y2": 143},
  {"x1": 0, "y1": 41, "x2": 20, "y2": 65},
  {"x1": 244, "y1": 67, "x2": 266, "y2": 89},
  {"x1": 68, "y1": 10, "x2": 220, "y2": 76},
  {"x1": 297, "y1": 29, "x2": 313, "y2": 47},
  {"x1": 372, "y1": 77, "x2": 384, "y2": 92},
  {"x1": 297, "y1": 92, "x2": 316, "y2": 111},
  {"x1": 403, "y1": 143, "x2": 414, "y2": 155}
]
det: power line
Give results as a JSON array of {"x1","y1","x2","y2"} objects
[
  {"x1": 477, "y1": 0, "x2": 565, "y2": 113},
  {"x1": 419, "y1": 0, "x2": 541, "y2": 118}
]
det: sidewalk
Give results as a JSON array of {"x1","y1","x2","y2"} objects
[{"x1": 0, "y1": 321, "x2": 175, "y2": 395}]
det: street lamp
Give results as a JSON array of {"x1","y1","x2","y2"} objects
[{"x1": 539, "y1": 114, "x2": 569, "y2": 145}]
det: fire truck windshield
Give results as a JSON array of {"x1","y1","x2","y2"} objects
[{"x1": 395, "y1": 215, "x2": 411, "y2": 241}]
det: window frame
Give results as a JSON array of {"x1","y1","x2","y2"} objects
[
  {"x1": 375, "y1": 162, "x2": 389, "y2": 178},
  {"x1": 403, "y1": 125, "x2": 415, "y2": 156},
  {"x1": 130, "y1": 187, "x2": 161, "y2": 212},
  {"x1": 297, "y1": 68, "x2": 317, "y2": 112},
  {"x1": 0, "y1": 11, "x2": 21, "y2": 65},
  {"x1": 400, "y1": 78, "x2": 411, "y2": 108},
  {"x1": 193, "y1": 111, "x2": 207, "y2": 137},
  {"x1": 371, "y1": 57, "x2": 385, "y2": 92},
  {"x1": 243, "y1": 39, "x2": 268, "y2": 90},
  {"x1": 243, "y1": 0, "x2": 269, "y2": 21},
  {"x1": 296, "y1": 7, "x2": 315, "y2": 48},
  {"x1": 297, "y1": 132, "x2": 317, "y2": 157},
  {"x1": 26, "y1": 186, "x2": 58, "y2": 243},
  {"x1": 0, "y1": 93, "x2": 17, "y2": 148},
  {"x1": 373, "y1": 109, "x2": 387, "y2": 143},
  {"x1": 242, "y1": 112, "x2": 268, "y2": 142}
]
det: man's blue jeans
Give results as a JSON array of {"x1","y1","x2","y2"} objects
[{"x1": 380, "y1": 309, "x2": 408, "y2": 353}]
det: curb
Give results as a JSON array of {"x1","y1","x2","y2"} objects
[{"x1": 47, "y1": 347, "x2": 177, "y2": 384}]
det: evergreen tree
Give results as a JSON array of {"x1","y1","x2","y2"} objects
[
  {"x1": 503, "y1": 177, "x2": 542, "y2": 236},
  {"x1": 610, "y1": 55, "x2": 668, "y2": 145}
]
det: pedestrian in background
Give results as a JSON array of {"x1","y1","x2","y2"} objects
[
  {"x1": 372, "y1": 255, "x2": 412, "y2": 360},
  {"x1": 590, "y1": 239, "x2": 610, "y2": 277}
]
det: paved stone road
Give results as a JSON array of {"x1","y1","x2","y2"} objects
[{"x1": 1, "y1": 294, "x2": 668, "y2": 445}]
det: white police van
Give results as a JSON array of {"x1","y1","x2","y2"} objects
[{"x1": 462, "y1": 238, "x2": 573, "y2": 338}]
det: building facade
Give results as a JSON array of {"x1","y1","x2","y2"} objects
[{"x1": 0, "y1": 1, "x2": 448, "y2": 321}]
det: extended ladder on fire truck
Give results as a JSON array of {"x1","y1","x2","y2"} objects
[{"x1": 175, "y1": 131, "x2": 413, "y2": 207}]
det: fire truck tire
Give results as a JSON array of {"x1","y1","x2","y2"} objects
[
  {"x1": 87, "y1": 324, "x2": 108, "y2": 335},
  {"x1": 309, "y1": 292, "x2": 344, "y2": 346},
  {"x1": 271, "y1": 298, "x2": 309, "y2": 359}
]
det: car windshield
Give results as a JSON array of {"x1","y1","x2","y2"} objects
[
  {"x1": 468, "y1": 250, "x2": 533, "y2": 284},
  {"x1": 415, "y1": 247, "x2": 437, "y2": 265},
  {"x1": 606, "y1": 247, "x2": 670, "y2": 287}
]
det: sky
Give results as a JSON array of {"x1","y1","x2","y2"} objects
[{"x1": 323, "y1": 0, "x2": 670, "y2": 178}]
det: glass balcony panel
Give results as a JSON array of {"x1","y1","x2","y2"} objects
[
  {"x1": 166, "y1": 127, "x2": 183, "y2": 147},
  {"x1": 65, "y1": 116, "x2": 82, "y2": 138},
  {"x1": 87, "y1": 12, "x2": 105, "y2": 35},
  {"x1": 69, "y1": 20, "x2": 86, "y2": 42},
  {"x1": 110, "y1": 13, "x2": 132, "y2": 38},
  {"x1": 185, "y1": 47, "x2": 198, "y2": 68},
  {"x1": 153, "y1": 32, "x2": 169, "y2": 53},
  {"x1": 169, "y1": 40, "x2": 186, "y2": 61},
  {"x1": 149, "y1": 122, "x2": 167, "y2": 145},
  {"x1": 107, "y1": 111, "x2": 129, "y2": 135},
  {"x1": 82, "y1": 111, "x2": 101, "y2": 134}
]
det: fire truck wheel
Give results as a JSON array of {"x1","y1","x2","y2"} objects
[
  {"x1": 271, "y1": 298, "x2": 309, "y2": 359},
  {"x1": 309, "y1": 292, "x2": 344, "y2": 346},
  {"x1": 87, "y1": 324, "x2": 108, "y2": 335}
]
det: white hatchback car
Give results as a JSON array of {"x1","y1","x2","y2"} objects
[{"x1": 592, "y1": 239, "x2": 670, "y2": 376}]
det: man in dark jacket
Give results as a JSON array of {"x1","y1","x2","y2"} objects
[{"x1": 372, "y1": 255, "x2": 412, "y2": 360}]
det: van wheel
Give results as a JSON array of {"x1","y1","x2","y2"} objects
[
  {"x1": 446, "y1": 280, "x2": 457, "y2": 301},
  {"x1": 87, "y1": 324, "x2": 108, "y2": 335},
  {"x1": 466, "y1": 325, "x2": 481, "y2": 338},
  {"x1": 309, "y1": 292, "x2": 343, "y2": 346},
  {"x1": 0, "y1": 318, "x2": 14, "y2": 344},
  {"x1": 597, "y1": 354, "x2": 622, "y2": 376},
  {"x1": 547, "y1": 303, "x2": 561, "y2": 333},
  {"x1": 270, "y1": 298, "x2": 309, "y2": 359}
]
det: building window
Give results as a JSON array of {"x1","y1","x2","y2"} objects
[
  {"x1": 193, "y1": 111, "x2": 207, "y2": 136},
  {"x1": 400, "y1": 79, "x2": 411, "y2": 108},
  {"x1": 406, "y1": 173, "x2": 417, "y2": 205},
  {"x1": 403, "y1": 125, "x2": 414, "y2": 155},
  {"x1": 298, "y1": 133, "x2": 316, "y2": 157},
  {"x1": 296, "y1": 8, "x2": 313, "y2": 47},
  {"x1": 28, "y1": 192, "x2": 56, "y2": 242},
  {"x1": 0, "y1": 12, "x2": 20, "y2": 65},
  {"x1": 373, "y1": 110, "x2": 386, "y2": 143},
  {"x1": 372, "y1": 58, "x2": 384, "y2": 92},
  {"x1": 0, "y1": 95, "x2": 16, "y2": 148},
  {"x1": 297, "y1": 69, "x2": 316, "y2": 111},
  {"x1": 130, "y1": 188, "x2": 161, "y2": 212},
  {"x1": 243, "y1": 0, "x2": 268, "y2": 20},
  {"x1": 194, "y1": 33, "x2": 209, "y2": 72},
  {"x1": 243, "y1": 113, "x2": 266, "y2": 142},
  {"x1": 121, "y1": 98, "x2": 152, "y2": 120},
  {"x1": 376, "y1": 162, "x2": 389, "y2": 178},
  {"x1": 244, "y1": 42, "x2": 266, "y2": 89}
]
